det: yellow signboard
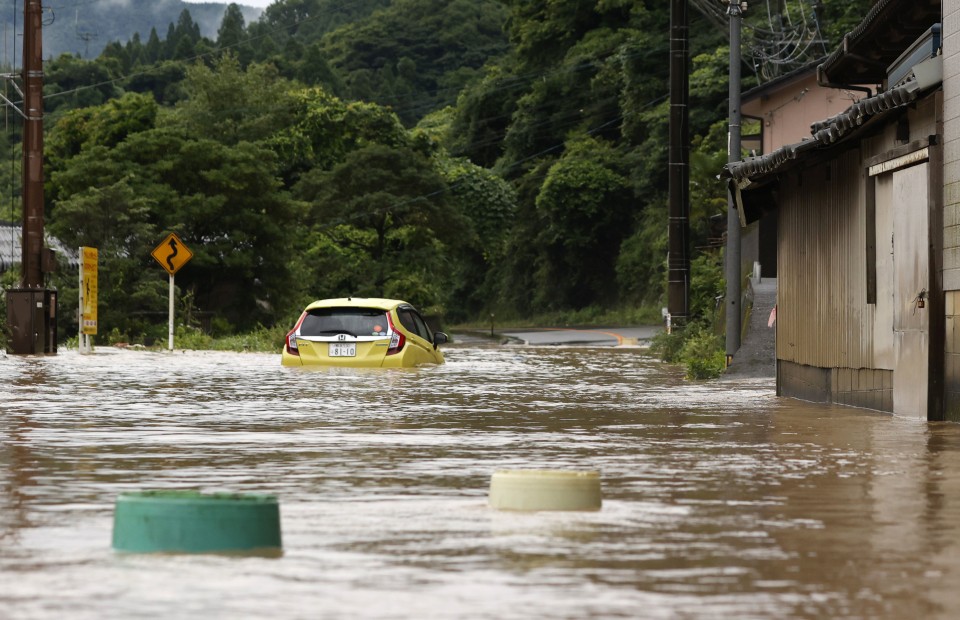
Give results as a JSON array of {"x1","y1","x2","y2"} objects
[
  {"x1": 80, "y1": 246, "x2": 98, "y2": 335},
  {"x1": 151, "y1": 232, "x2": 194, "y2": 275}
]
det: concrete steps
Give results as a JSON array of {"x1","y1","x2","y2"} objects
[{"x1": 722, "y1": 277, "x2": 777, "y2": 379}]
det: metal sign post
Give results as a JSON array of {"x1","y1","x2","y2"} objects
[
  {"x1": 150, "y1": 233, "x2": 193, "y2": 351},
  {"x1": 168, "y1": 273, "x2": 175, "y2": 351}
]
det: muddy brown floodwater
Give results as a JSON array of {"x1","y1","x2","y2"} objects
[{"x1": 2, "y1": 343, "x2": 960, "y2": 619}]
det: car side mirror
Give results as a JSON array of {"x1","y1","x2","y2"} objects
[{"x1": 433, "y1": 331, "x2": 449, "y2": 348}]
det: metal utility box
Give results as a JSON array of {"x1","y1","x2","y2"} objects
[{"x1": 5, "y1": 288, "x2": 57, "y2": 355}]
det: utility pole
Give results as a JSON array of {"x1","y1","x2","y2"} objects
[
  {"x1": 5, "y1": 0, "x2": 57, "y2": 355},
  {"x1": 667, "y1": 0, "x2": 691, "y2": 327},
  {"x1": 22, "y1": 0, "x2": 43, "y2": 289},
  {"x1": 724, "y1": 0, "x2": 743, "y2": 366}
]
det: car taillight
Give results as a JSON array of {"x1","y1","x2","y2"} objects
[
  {"x1": 285, "y1": 312, "x2": 307, "y2": 356},
  {"x1": 386, "y1": 312, "x2": 405, "y2": 355}
]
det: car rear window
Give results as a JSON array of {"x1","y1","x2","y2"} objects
[{"x1": 300, "y1": 307, "x2": 390, "y2": 337}]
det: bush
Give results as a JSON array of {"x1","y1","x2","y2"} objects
[
  {"x1": 679, "y1": 325, "x2": 725, "y2": 380},
  {"x1": 0, "y1": 291, "x2": 6, "y2": 352},
  {"x1": 648, "y1": 321, "x2": 725, "y2": 380},
  {"x1": 206, "y1": 324, "x2": 287, "y2": 352},
  {"x1": 173, "y1": 324, "x2": 214, "y2": 350},
  {"x1": 648, "y1": 327, "x2": 685, "y2": 363}
]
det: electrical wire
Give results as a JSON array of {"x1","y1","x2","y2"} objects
[
  {"x1": 745, "y1": 1, "x2": 828, "y2": 81},
  {"x1": 5, "y1": 0, "x2": 15, "y2": 272},
  {"x1": 689, "y1": 0, "x2": 829, "y2": 83}
]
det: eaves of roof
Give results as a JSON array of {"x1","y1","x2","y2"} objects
[
  {"x1": 722, "y1": 77, "x2": 923, "y2": 186},
  {"x1": 818, "y1": 0, "x2": 940, "y2": 86}
]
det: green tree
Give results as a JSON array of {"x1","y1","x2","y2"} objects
[
  {"x1": 445, "y1": 65, "x2": 520, "y2": 167},
  {"x1": 47, "y1": 175, "x2": 165, "y2": 340},
  {"x1": 270, "y1": 88, "x2": 411, "y2": 183},
  {"x1": 145, "y1": 28, "x2": 163, "y2": 64},
  {"x1": 45, "y1": 77, "x2": 303, "y2": 334},
  {"x1": 294, "y1": 144, "x2": 460, "y2": 310},
  {"x1": 295, "y1": 43, "x2": 345, "y2": 94},
  {"x1": 252, "y1": 0, "x2": 389, "y2": 48},
  {"x1": 435, "y1": 154, "x2": 517, "y2": 319},
  {"x1": 531, "y1": 136, "x2": 633, "y2": 309},
  {"x1": 321, "y1": 0, "x2": 509, "y2": 125},
  {"x1": 44, "y1": 54, "x2": 123, "y2": 114},
  {"x1": 54, "y1": 92, "x2": 158, "y2": 155},
  {"x1": 169, "y1": 55, "x2": 297, "y2": 146},
  {"x1": 124, "y1": 61, "x2": 188, "y2": 105},
  {"x1": 217, "y1": 4, "x2": 247, "y2": 51}
]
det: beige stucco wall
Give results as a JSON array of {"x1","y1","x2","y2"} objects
[{"x1": 742, "y1": 73, "x2": 863, "y2": 154}]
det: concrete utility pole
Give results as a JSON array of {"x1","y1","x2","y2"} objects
[
  {"x1": 22, "y1": 0, "x2": 43, "y2": 289},
  {"x1": 5, "y1": 0, "x2": 57, "y2": 355},
  {"x1": 724, "y1": 0, "x2": 743, "y2": 366},
  {"x1": 667, "y1": 0, "x2": 691, "y2": 326}
]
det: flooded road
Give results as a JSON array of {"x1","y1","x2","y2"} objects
[{"x1": 2, "y1": 343, "x2": 960, "y2": 619}]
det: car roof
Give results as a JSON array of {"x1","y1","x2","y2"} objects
[{"x1": 303, "y1": 297, "x2": 409, "y2": 312}]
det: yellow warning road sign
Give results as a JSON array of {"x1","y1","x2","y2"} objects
[{"x1": 151, "y1": 233, "x2": 193, "y2": 275}]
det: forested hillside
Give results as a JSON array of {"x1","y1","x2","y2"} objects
[
  {"x1": 0, "y1": 0, "x2": 263, "y2": 60},
  {"x1": 0, "y1": 0, "x2": 873, "y2": 344}
]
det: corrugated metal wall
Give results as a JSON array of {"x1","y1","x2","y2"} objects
[{"x1": 777, "y1": 148, "x2": 876, "y2": 368}]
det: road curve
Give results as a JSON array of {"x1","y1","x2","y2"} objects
[{"x1": 498, "y1": 326, "x2": 660, "y2": 346}]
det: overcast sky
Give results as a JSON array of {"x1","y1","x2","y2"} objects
[{"x1": 183, "y1": 1, "x2": 274, "y2": 8}]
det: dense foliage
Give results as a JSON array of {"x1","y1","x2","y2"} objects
[{"x1": 0, "y1": 0, "x2": 872, "y2": 347}]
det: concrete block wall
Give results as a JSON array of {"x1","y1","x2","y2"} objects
[
  {"x1": 944, "y1": 0, "x2": 960, "y2": 419},
  {"x1": 946, "y1": 0, "x2": 960, "y2": 289},
  {"x1": 832, "y1": 367, "x2": 894, "y2": 412},
  {"x1": 946, "y1": 291, "x2": 960, "y2": 421},
  {"x1": 778, "y1": 361, "x2": 893, "y2": 412}
]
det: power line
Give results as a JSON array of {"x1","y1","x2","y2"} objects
[{"x1": 690, "y1": 0, "x2": 829, "y2": 82}]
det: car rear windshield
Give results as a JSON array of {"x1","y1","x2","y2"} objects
[{"x1": 299, "y1": 307, "x2": 390, "y2": 337}]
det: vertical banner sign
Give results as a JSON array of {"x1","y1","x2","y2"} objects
[
  {"x1": 78, "y1": 246, "x2": 98, "y2": 354},
  {"x1": 150, "y1": 233, "x2": 194, "y2": 351},
  {"x1": 80, "y1": 247, "x2": 98, "y2": 334}
]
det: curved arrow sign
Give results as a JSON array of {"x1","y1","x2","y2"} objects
[{"x1": 151, "y1": 233, "x2": 194, "y2": 275}]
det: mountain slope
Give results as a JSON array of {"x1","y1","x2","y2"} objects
[{"x1": 0, "y1": 0, "x2": 263, "y2": 61}]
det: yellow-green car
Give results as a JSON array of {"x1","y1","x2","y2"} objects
[{"x1": 281, "y1": 298, "x2": 448, "y2": 367}]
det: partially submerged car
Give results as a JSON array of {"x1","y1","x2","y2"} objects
[{"x1": 281, "y1": 298, "x2": 448, "y2": 367}]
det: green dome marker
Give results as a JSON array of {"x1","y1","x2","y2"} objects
[{"x1": 112, "y1": 490, "x2": 282, "y2": 555}]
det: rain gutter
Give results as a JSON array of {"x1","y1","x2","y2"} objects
[{"x1": 816, "y1": 62, "x2": 874, "y2": 98}]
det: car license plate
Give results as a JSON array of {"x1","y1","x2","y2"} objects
[{"x1": 328, "y1": 343, "x2": 356, "y2": 357}]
